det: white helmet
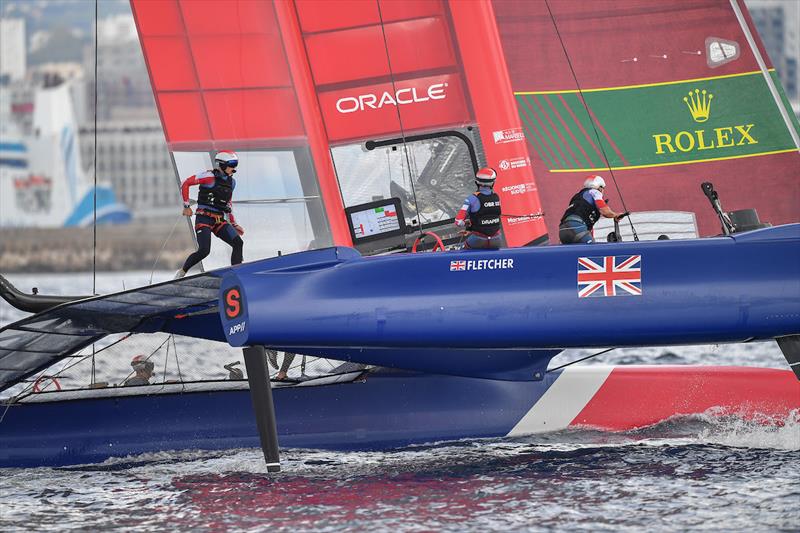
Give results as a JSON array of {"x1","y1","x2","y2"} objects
[
  {"x1": 475, "y1": 167, "x2": 497, "y2": 187},
  {"x1": 215, "y1": 150, "x2": 239, "y2": 171},
  {"x1": 584, "y1": 175, "x2": 606, "y2": 190}
]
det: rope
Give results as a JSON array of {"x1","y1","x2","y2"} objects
[
  {"x1": 375, "y1": 2, "x2": 424, "y2": 240},
  {"x1": 3, "y1": 333, "x2": 134, "y2": 410},
  {"x1": 91, "y1": 0, "x2": 99, "y2": 384},
  {"x1": 543, "y1": 0, "x2": 639, "y2": 242},
  {"x1": 148, "y1": 212, "x2": 184, "y2": 285},
  {"x1": 118, "y1": 335, "x2": 172, "y2": 386},
  {"x1": 92, "y1": 0, "x2": 98, "y2": 293},
  {"x1": 546, "y1": 347, "x2": 616, "y2": 373},
  {"x1": 171, "y1": 334, "x2": 185, "y2": 392}
]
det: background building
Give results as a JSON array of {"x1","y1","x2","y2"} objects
[
  {"x1": 78, "y1": 120, "x2": 178, "y2": 221},
  {"x1": 0, "y1": 18, "x2": 26, "y2": 83},
  {"x1": 747, "y1": 0, "x2": 800, "y2": 113}
]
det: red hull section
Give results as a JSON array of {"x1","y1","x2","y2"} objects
[{"x1": 574, "y1": 366, "x2": 800, "y2": 430}]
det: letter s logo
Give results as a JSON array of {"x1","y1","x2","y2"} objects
[{"x1": 224, "y1": 287, "x2": 241, "y2": 319}]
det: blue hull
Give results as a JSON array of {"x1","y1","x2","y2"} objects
[{"x1": 0, "y1": 370, "x2": 556, "y2": 468}]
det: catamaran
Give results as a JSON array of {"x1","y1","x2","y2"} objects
[{"x1": 1, "y1": 0, "x2": 798, "y2": 468}]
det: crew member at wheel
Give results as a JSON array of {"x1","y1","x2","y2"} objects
[
  {"x1": 559, "y1": 175, "x2": 626, "y2": 244},
  {"x1": 454, "y1": 167, "x2": 503, "y2": 250},
  {"x1": 124, "y1": 354, "x2": 155, "y2": 386},
  {"x1": 175, "y1": 150, "x2": 245, "y2": 279}
]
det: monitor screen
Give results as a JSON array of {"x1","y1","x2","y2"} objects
[{"x1": 345, "y1": 198, "x2": 406, "y2": 244}]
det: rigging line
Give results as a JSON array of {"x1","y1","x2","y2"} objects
[
  {"x1": 149, "y1": 212, "x2": 183, "y2": 286},
  {"x1": 375, "y1": 1, "x2": 423, "y2": 240},
  {"x1": 119, "y1": 335, "x2": 172, "y2": 385},
  {"x1": 170, "y1": 334, "x2": 185, "y2": 392},
  {"x1": 91, "y1": 0, "x2": 100, "y2": 384},
  {"x1": 93, "y1": 0, "x2": 99, "y2": 293},
  {"x1": 546, "y1": 347, "x2": 616, "y2": 373},
  {"x1": 543, "y1": 0, "x2": 639, "y2": 242},
  {"x1": 9, "y1": 333, "x2": 134, "y2": 404},
  {"x1": 162, "y1": 335, "x2": 170, "y2": 388}
]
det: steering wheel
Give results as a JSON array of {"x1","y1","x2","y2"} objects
[
  {"x1": 411, "y1": 232, "x2": 445, "y2": 253},
  {"x1": 33, "y1": 375, "x2": 62, "y2": 393}
]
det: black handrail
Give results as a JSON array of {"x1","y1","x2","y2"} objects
[{"x1": 0, "y1": 274, "x2": 90, "y2": 314}]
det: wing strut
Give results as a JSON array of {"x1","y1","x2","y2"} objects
[{"x1": 242, "y1": 345, "x2": 281, "y2": 471}]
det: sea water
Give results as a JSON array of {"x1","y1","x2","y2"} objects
[{"x1": 1, "y1": 272, "x2": 798, "y2": 531}]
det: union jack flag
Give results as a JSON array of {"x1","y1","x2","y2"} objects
[
  {"x1": 577, "y1": 255, "x2": 642, "y2": 298},
  {"x1": 450, "y1": 260, "x2": 466, "y2": 271}
]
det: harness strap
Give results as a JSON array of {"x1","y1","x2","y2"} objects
[
  {"x1": 468, "y1": 230, "x2": 502, "y2": 240},
  {"x1": 195, "y1": 210, "x2": 229, "y2": 235}
]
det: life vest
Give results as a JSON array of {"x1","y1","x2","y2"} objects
[
  {"x1": 468, "y1": 191, "x2": 502, "y2": 236},
  {"x1": 197, "y1": 170, "x2": 234, "y2": 212},
  {"x1": 561, "y1": 188, "x2": 601, "y2": 229}
]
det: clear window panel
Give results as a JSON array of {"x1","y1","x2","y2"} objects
[
  {"x1": 331, "y1": 135, "x2": 475, "y2": 229},
  {"x1": 172, "y1": 150, "x2": 331, "y2": 272}
]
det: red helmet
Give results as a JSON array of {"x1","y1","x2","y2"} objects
[
  {"x1": 475, "y1": 167, "x2": 497, "y2": 187},
  {"x1": 131, "y1": 354, "x2": 154, "y2": 372}
]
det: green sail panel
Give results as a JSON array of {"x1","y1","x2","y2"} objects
[{"x1": 516, "y1": 71, "x2": 798, "y2": 172}]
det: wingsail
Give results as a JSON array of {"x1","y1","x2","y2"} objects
[{"x1": 495, "y1": 0, "x2": 800, "y2": 238}]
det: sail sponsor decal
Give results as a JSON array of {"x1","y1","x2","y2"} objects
[
  {"x1": 450, "y1": 258, "x2": 515, "y2": 272},
  {"x1": 706, "y1": 37, "x2": 740, "y2": 68},
  {"x1": 335, "y1": 83, "x2": 448, "y2": 114},
  {"x1": 318, "y1": 74, "x2": 470, "y2": 143},
  {"x1": 577, "y1": 255, "x2": 642, "y2": 298},
  {"x1": 515, "y1": 71, "x2": 798, "y2": 173},
  {"x1": 505, "y1": 215, "x2": 539, "y2": 226},
  {"x1": 501, "y1": 182, "x2": 537, "y2": 196},
  {"x1": 493, "y1": 127, "x2": 525, "y2": 144},
  {"x1": 498, "y1": 156, "x2": 530, "y2": 171},
  {"x1": 652, "y1": 89, "x2": 757, "y2": 155}
]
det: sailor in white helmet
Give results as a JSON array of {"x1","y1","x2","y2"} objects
[
  {"x1": 454, "y1": 167, "x2": 504, "y2": 250},
  {"x1": 175, "y1": 150, "x2": 245, "y2": 278},
  {"x1": 559, "y1": 175, "x2": 627, "y2": 244}
]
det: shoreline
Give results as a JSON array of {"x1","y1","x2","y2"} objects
[{"x1": 0, "y1": 222, "x2": 194, "y2": 273}]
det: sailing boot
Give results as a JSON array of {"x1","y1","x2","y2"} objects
[{"x1": 174, "y1": 269, "x2": 186, "y2": 280}]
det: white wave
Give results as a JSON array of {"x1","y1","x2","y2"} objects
[{"x1": 697, "y1": 409, "x2": 800, "y2": 451}]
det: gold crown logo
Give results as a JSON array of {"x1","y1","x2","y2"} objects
[{"x1": 683, "y1": 89, "x2": 713, "y2": 123}]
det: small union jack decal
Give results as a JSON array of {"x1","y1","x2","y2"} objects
[
  {"x1": 577, "y1": 255, "x2": 642, "y2": 298},
  {"x1": 450, "y1": 260, "x2": 466, "y2": 271}
]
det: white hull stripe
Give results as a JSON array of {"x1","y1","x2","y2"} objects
[{"x1": 507, "y1": 366, "x2": 614, "y2": 436}]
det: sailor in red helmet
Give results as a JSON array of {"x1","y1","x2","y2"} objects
[
  {"x1": 175, "y1": 150, "x2": 245, "y2": 279},
  {"x1": 454, "y1": 167, "x2": 503, "y2": 250},
  {"x1": 124, "y1": 354, "x2": 155, "y2": 386},
  {"x1": 559, "y1": 175, "x2": 626, "y2": 244}
]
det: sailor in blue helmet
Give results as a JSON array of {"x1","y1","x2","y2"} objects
[
  {"x1": 454, "y1": 167, "x2": 503, "y2": 250},
  {"x1": 559, "y1": 175, "x2": 626, "y2": 244},
  {"x1": 175, "y1": 150, "x2": 245, "y2": 279}
]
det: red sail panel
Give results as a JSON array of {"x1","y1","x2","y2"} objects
[
  {"x1": 296, "y1": 0, "x2": 471, "y2": 143},
  {"x1": 449, "y1": 0, "x2": 547, "y2": 246},
  {"x1": 295, "y1": 0, "x2": 547, "y2": 246},
  {"x1": 130, "y1": 0, "x2": 352, "y2": 246},
  {"x1": 494, "y1": 0, "x2": 800, "y2": 239},
  {"x1": 131, "y1": 0, "x2": 304, "y2": 148}
]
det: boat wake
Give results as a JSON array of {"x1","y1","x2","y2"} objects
[
  {"x1": 46, "y1": 407, "x2": 798, "y2": 475},
  {"x1": 3, "y1": 411, "x2": 796, "y2": 532}
]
